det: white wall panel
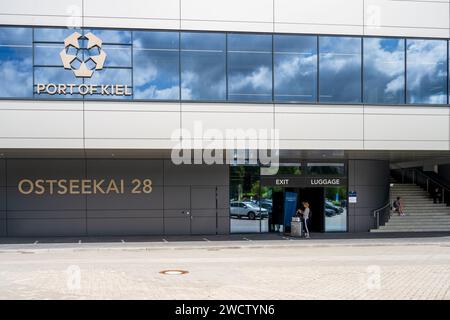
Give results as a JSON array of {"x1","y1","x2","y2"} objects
[
  {"x1": 0, "y1": 100, "x2": 83, "y2": 111},
  {"x1": 182, "y1": 103, "x2": 272, "y2": 113},
  {"x1": 84, "y1": 0, "x2": 180, "y2": 29},
  {"x1": 275, "y1": 0, "x2": 363, "y2": 34},
  {"x1": 365, "y1": 114, "x2": 449, "y2": 141},
  {"x1": 181, "y1": 111, "x2": 273, "y2": 139},
  {"x1": 0, "y1": 110, "x2": 83, "y2": 138},
  {"x1": 364, "y1": 0, "x2": 449, "y2": 38},
  {"x1": 181, "y1": 0, "x2": 273, "y2": 32},
  {"x1": 84, "y1": 111, "x2": 180, "y2": 139},
  {"x1": 0, "y1": 0, "x2": 82, "y2": 26},
  {"x1": 275, "y1": 113, "x2": 363, "y2": 140}
]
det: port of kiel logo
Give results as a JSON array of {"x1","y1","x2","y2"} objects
[{"x1": 60, "y1": 31, "x2": 106, "y2": 78}]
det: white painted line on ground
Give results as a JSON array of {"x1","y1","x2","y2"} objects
[
  {"x1": 33, "y1": 241, "x2": 38, "y2": 245},
  {"x1": 121, "y1": 240, "x2": 125, "y2": 243},
  {"x1": 162, "y1": 238, "x2": 168, "y2": 243},
  {"x1": 203, "y1": 238, "x2": 210, "y2": 242},
  {"x1": 282, "y1": 237, "x2": 293, "y2": 241},
  {"x1": 243, "y1": 237, "x2": 253, "y2": 242},
  {"x1": 78, "y1": 240, "x2": 82, "y2": 244}
]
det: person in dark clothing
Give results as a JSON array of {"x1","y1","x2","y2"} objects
[{"x1": 433, "y1": 187, "x2": 442, "y2": 204}]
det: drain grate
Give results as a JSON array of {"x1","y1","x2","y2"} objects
[{"x1": 159, "y1": 269, "x2": 189, "y2": 275}]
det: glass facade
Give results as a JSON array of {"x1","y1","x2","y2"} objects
[
  {"x1": 319, "y1": 36, "x2": 361, "y2": 103},
  {"x1": 230, "y1": 162, "x2": 347, "y2": 234},
  {"x1": 364, "y1": 38, "x2": 405, "y2": 104},
  {"x1": 0, "y1": 25, "x2": 449, "y2": 105}
]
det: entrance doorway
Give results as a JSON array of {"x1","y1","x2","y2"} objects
[{"x1": 269, "y1": 188, "x2": 325, "y2": 233}]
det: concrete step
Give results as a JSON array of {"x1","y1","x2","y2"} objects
[
  {"x1": 371, "y1": 228, "x2": 450, "y2": 233},
  {"x1": 385, "y1": 221, "x2": 450, "y2": 226}
]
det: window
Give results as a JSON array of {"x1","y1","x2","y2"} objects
[
  {"x1": 306, "y1": 163, "x2": 345, "y2": 176},
  {"x1": 407, "y1": 39, "x2": 447, "y2": 104},
  {"x1": 227, "y1": 33, "x2": 273, "y2": 102},
  {"x1": 133, "y1": 31, "x2": 179, "y2": 100},
  {"x1": 319, "y1": 36, "x2": 361, "y2": 103},
  {"x1": 0, "y1": 27, "x2": 32, "y2": 98},
  {"x1": 364, "y1": 38, "x2": 405, "y2": 104},
  {"x1": 180, "y1": 32, "x2": 226, "y2": 101},
  {"x1": 274, "y1": 35, "x2": 317, "y2": 102},
  {"x1": 324, "y1": 187, "x2": 347, "y2": 232}
]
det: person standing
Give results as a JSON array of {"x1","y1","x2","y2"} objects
[{"x1": 297, "y1": 201, "x2": 311, "y2": 238}]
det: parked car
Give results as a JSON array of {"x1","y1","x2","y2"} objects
[
  {"x1": 230, "y1": 201, "x2": 269, "y2": 220},
  {"x1": 325, "y1": 201, "x2": 344, "y2": 217},
  {"x1": 251, "y1": 199, "x2": 273, "y2": 214}
]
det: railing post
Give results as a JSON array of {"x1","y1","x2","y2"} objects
[
  {"x1": 412, "y1": 170, "x2": 415, "y2": 184},
  {"x1": 426, "y1": 179, "x2": 429, "y2": 193}
]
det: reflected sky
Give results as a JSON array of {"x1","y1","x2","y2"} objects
[
  {"x1": 274, "y1": 35, "x2": 317, "y2": 102},
  {"x1": 319, "y1": 36, "x2": 361, "y2": 103},
  {"x1": 34, "y1": 28, "x2": 81, "y2": 43},
  {"x1": 133, "y1": 31, "x2": 180, "y2": 100},
  {"x1": 0, "y1": 27, "x2": 32, "y2": 97},
  {"x1": 181, "y1": 32, "x2": 226, "y2": 101},
  {"x1": 1, "y1": 26, "x2": 450, "y2": 104},
  {"x1": 364, "y1": 38, "x2": 405, "y2": 104},
  {"x1": 228, "y1": 33, "x2": 272, "y2": 102},
  {"x1": 407, "y1": 39, "x2": 447, "y2": 104}
]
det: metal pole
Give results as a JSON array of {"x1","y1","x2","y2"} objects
[{"x1": 426, "y1": 179, "x2": 429, "y2": 193}]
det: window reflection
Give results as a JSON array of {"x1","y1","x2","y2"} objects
[
  {"x1": 407, "y1": 39, "x2": 447, "y2": 104},
  {"x1": 364, "y1": 38, "x2": 405, "y2": 104},
  {"x1": 324, "y1": 187, "x2": 347, "y2": 232},
  {"x1": 0, "y1": 27, "x2": 32, "y2": 97},
  {"x1": 180, "y1": 32, "x2": 226, "y2": 101},
  {"x1": 274, "y1": 35, "x2": 317, "y2": 102},
  {"x1": 34, "y1": 28, "x2": 79, "y2": 42},
  {"x1": 229, "y1": 166, "x2": 265, "y2": 233},
  {"x1": 133, "y1": 31, "x2": 179, "y2": 100},
  {"x1": 319, "y1": 36, "x2": 361, "y2": 103},
  {"x1": 83, "y1": 29, "x2": 131, "y2": 44},
  {"x1": 306, "y1": 163, "x2": 345, "y2": 176},
  {"x1": 227, "y1": 33, "x2": 273, "y2": 102}
]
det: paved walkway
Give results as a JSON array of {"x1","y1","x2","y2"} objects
[{"x1": 0, "y1": 233, "x2": 450, "y2": 299}]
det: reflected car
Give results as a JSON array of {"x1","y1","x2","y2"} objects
[
  {"x1": 325, "y1": 201, "x2": 344, "y2": 216},
  {"x1": 230, "y1": 201, "x2": 269, "y2": 220},
  {"x1": 251, "y1": 199, "x2": 273, "y2": 214}
]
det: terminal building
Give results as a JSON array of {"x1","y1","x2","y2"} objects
[{"x1": 1, "y1": 0, "x2": 450, "y2": 237}]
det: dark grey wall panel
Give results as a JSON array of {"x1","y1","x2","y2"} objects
[
  {"x1": 0, "y1": 187, "x2": 5, "y2": 211},
  {"x1": 164, "y1": 186, "x2": 190, "y2": 209},
  {"x1": 218, "y1": 216, "x2": 230, "y2": 234},
  {"x1": 164, "y1": 216, "x2": 191, "y2": 235},
  {"x1": 86, "y1": 186, "x2": 163, "y2": 210},
  {"x1": 7, "y1": 218, "x2": 86, "y2": 237},
  {"x1": 217, "y1": 186, "x2": 229, "y2": 209},
  {"x1": 87, "y1": 218, "x2": 163, "y2": 236},
  {"x1": 191, "y1": 187, "x2": 216, "y2": 209},
  {"x1": 8, "y1": 211, "x2": 85, "y2": 219},
  {"x1": 348, "y1": 160, "x2": 390, "y2": 232},
  {"x1": 87, "y1": 159, "x2": 164, "y2": 185},
  {"x1": 0, "y1": 211, "x2": 5, "y2": 236},
  {"x1": 6, "y1": 159, "x2": 85, "y2": 187},
  {"x1": 191, "y1": 216, "x2": 216, "y2": 235},
  {"x1": 7, "y1": 187, "x2": 86, "y2": 210},
  {"x1": 0, "y1": 159, "x2": 5, "y2": 187},
  {"x1": 87, "y1": 210, "x2": 163, "y2": 219},
  {"x1": 164, "y1": 162, "x2": 229, "y2": 186}
]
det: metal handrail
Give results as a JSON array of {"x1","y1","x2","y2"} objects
[
  {"x1": 391, "y1": 165, "x2": 450, "y2": 204},
  {"x1": 373, "y1": 201, "x2": 391, "y2": 229}
]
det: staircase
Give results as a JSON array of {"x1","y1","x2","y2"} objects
[{"x1": 371, "y1": 183, "x2": 450, "y2": 233}]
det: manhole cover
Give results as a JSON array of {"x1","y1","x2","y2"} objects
[{"x1": 159, "y1": 269, "x2": 189, "y2": 275}]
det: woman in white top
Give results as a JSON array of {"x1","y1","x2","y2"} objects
[{"x1": 296, "y1": 201, "x2": 310, "y2": 238}]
